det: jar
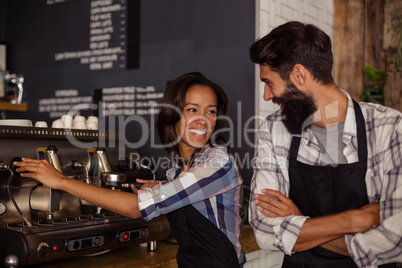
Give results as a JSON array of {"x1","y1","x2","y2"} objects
[{"x1": 5, "y1": 74, "x2": 24, "y2": 104}]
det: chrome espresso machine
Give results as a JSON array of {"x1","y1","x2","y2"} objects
[{"x1": 0, "y1": 125, "x2": 171, "y2": 267}]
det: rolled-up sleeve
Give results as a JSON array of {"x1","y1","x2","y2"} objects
[
  {"x1": 249, "y1": 120, "x2": 308, "y2": 255},
  {"x1": 346, "y1": 214, "x2": 402, "y2": 267},
  {"x1": 346, "y1": 121, "x2": 402, "y2": 267},
  {"x1": 138, "y1": 148, "x2": 240, "y2": 221}
]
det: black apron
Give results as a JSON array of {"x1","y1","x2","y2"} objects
[
  {"x1": 283, "y1": 100, "x2": 370, "y2": 267},
  {"x1": 167, "y1": 204, "x2": 241, "y2": 268}
]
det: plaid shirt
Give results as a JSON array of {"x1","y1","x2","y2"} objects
[
  {"x1": 138, "y1": 145, "x2": 245, "y2": 264},
  {"x1": 249, "y1": 91, "x2": 402, "y2": 267}
]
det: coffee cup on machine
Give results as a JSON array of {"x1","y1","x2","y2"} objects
[
  {"x1": 87, "y1": 116, "x2": 98, "y2": 124},
  {"x1": 73, "y1": 121, "x2": 87, "y2": 130},
  {"x1": 87, "y1": 122, "x2": 98, "y2": 130},
  {"x1": 86, "y1": 116, "x2": 98, "y2": 130},
  {"x1": 61, "y1": 114, "x2": 73, "y2": 129},
  {"x1": 73, "y1": 115, "x2": 86, "y2": 123},
  {"x1": 35, "y1": 121, "x2": 48, "y2": 128},
  {"x1": 51, "y1": 119, "x2": 64, "y2": 128}
]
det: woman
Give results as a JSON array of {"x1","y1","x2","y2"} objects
[{"x1": 15, "y1": 72, "x2": 245, "y2": 267}]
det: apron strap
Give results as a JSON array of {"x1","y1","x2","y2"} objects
[
  {"x1": 352, "y1": 99, "x2": 367, "y2": 163},
  {"x1": 289, "y1": 136, "x2": 301, "y2": 161}
]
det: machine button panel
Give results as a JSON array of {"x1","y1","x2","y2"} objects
[
  {"x1": 118, "y1": 227, "x2": 149, "y2": 243},
  {"x1": 66, "y1": 235, "x2": 105, "y2": 252}
]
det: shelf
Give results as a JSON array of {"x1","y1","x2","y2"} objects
[
  {"x1": 0, "y1": 101, "x2": 28, "y2": 112},
  {"x1": 0, "y1": 126, "x2": 112, "y2": 140}
]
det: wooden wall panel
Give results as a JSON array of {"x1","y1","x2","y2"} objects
[
  {"x1": 333, "y1": 0, "x2": 365, "y2": 101},
  {"x1": 334, "y1": 0, "x2": 401, "y2": 111},
  {"x1": 383, "y1": 0, "x2": 402, "y2": 111}
]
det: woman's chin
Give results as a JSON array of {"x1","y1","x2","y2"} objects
[{"x1": 189, "y1": 140, "x2": 208, "y2": 148}]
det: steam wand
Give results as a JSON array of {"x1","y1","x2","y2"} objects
[
  {"x1": 130, "y1": 160, "x2": 156, "y2": 181},
  {"x1": 70, "y1": 160, "x2": 90, "y2": 183}
]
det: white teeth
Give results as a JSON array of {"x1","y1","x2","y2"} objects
[{"x1": 190, "y1": 129, "x2": 207, "y2": 135}]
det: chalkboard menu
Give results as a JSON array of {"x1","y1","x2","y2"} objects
[
  {"x1": 4, "y1": 0, "x2": 143, "y2": 119},
  {"x1": 52, "y1": 0, "x2": 133, "y2": 71},
  {"x1": 2, "y1": 0, "x2": 255, "y2": 182}
]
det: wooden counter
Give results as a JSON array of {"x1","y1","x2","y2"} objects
[{"x1": 28, "y1": 226, "x2": 259, "y2": 268}]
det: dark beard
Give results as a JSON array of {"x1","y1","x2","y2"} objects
[{"x1": 273, "y1": 82, "x2": 317, "y2": 135}]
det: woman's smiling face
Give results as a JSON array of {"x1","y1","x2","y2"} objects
[{"x1": 175, "y1": 85, "x2": 218, "y2": 159}]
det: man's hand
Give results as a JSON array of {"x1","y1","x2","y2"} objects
[
  {"x1": 254, "y1": 188, "x2": 381, "y2": 253},
  {"x1": 345, "y1": 202, "x2": 380, "y2": 233},
  {"x1": 294, "y1": 202, "x2": 380, "y2": 252},
  {"x1": 321, "y1": 237, "x2": 349, "y2": 256},
  {"x1": 254, "y1": 188, "x2": 303, "y2": 217},
  {"x1": 130, "y1": 179, "x2": 159, "y2": 193}
]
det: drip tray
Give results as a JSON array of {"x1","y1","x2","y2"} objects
[{"x1": 2, "y1": 213, "x2": 131, "y2": 234}]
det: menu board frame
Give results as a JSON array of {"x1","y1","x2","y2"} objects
[{"x1": 0, "y1": 42, "x2": 6, "y2": 71}]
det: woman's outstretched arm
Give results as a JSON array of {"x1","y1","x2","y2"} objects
[{"x1": 15, "y1": 158, "x2": 142, "y2": 219}]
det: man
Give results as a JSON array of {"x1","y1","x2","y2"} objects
[{"x1": 249, "y1": 21, "x2": 402, "y2": 267}]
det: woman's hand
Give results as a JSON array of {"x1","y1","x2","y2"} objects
[
  {"x1": 255, "y1": 188, "x2": 303, "y2": 217},
  {"x1": 130, "y1": 178, "x2": 160, "y2": 193},
  {"x1": 14, "y1": 158, "x2": 65, "y2": 189}
]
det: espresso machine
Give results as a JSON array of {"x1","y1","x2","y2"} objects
[{"x1": 0, "y1": 125, "x2": 171, "y2": 267}]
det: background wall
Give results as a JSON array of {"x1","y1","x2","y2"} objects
[
  {"x1": 333, "y1": 0, "x2": 402, "y2": 112},
  {"x1": 0, "y1": 0, "x2": 256, "y2": 182},
  {"x1": 255, "y1": 0, "x2": 334, "y2": 122}
]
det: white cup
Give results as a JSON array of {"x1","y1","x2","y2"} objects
[
  {"x1": 87, "y1": 116, "x2": 98, "y2": 124},
  {"x1": 87, "y1": 122, "x2": 98, "y2": 130},
  {"x1": 73, "y1": 121, "x2": 87, "y2": 130},
  {"x1": 52, "y1": 119, "x2": 65, "y2": 128},
  {"x1": 74, "y1": 115, "x2": 86, "y2": 123},
  {"x1": 60, "y1": 114, "x2": 67, "y2": 122},
  {"x1": 35, "y1": 121, "x2": 48, "y2": 128},
  {"x1": 63, "y1": 114, "x2": 73, "y2": 129}
]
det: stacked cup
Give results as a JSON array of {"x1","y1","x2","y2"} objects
[
  {"x1": 35, "y1": 121, "x2": 48, "y2": 128},
  {"x1": 86, "y1": 116, "x2": 98, "y2": 130},
  {"x1": 61, "y1": 114, "x2": 73, "y2": 129},
  {"x1": 51, "y1": 119, "x2": 64, "y2": 128},
  {"x1": 73, "y1": 115, "x2": 87, "y2": 130},
  {"x1": 51, "y1": 114, "x2": 99, "y2": 130}
]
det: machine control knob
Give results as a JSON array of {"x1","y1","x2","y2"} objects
[
  {"x1": 73, "y1": 240, "x2": 80, "y2": 250},
  {"x1": 46, "y1": 145, "x2": 58, "y2": 152},
  {"x1": 0, "y1": 203, "x2": 6, "y2": 215},
  {"x1": 8, "y1": 157, "x2": 23, "y2": 176},
  {"x1": 37, "y1": 242, "x2": 50, "y2": 257},
  {"x1": 0, "y1": 161, "x2": 8, "y2": 170},
  {"x1": 4, "y1": 255, "x2": 19, "y2": 268}
]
